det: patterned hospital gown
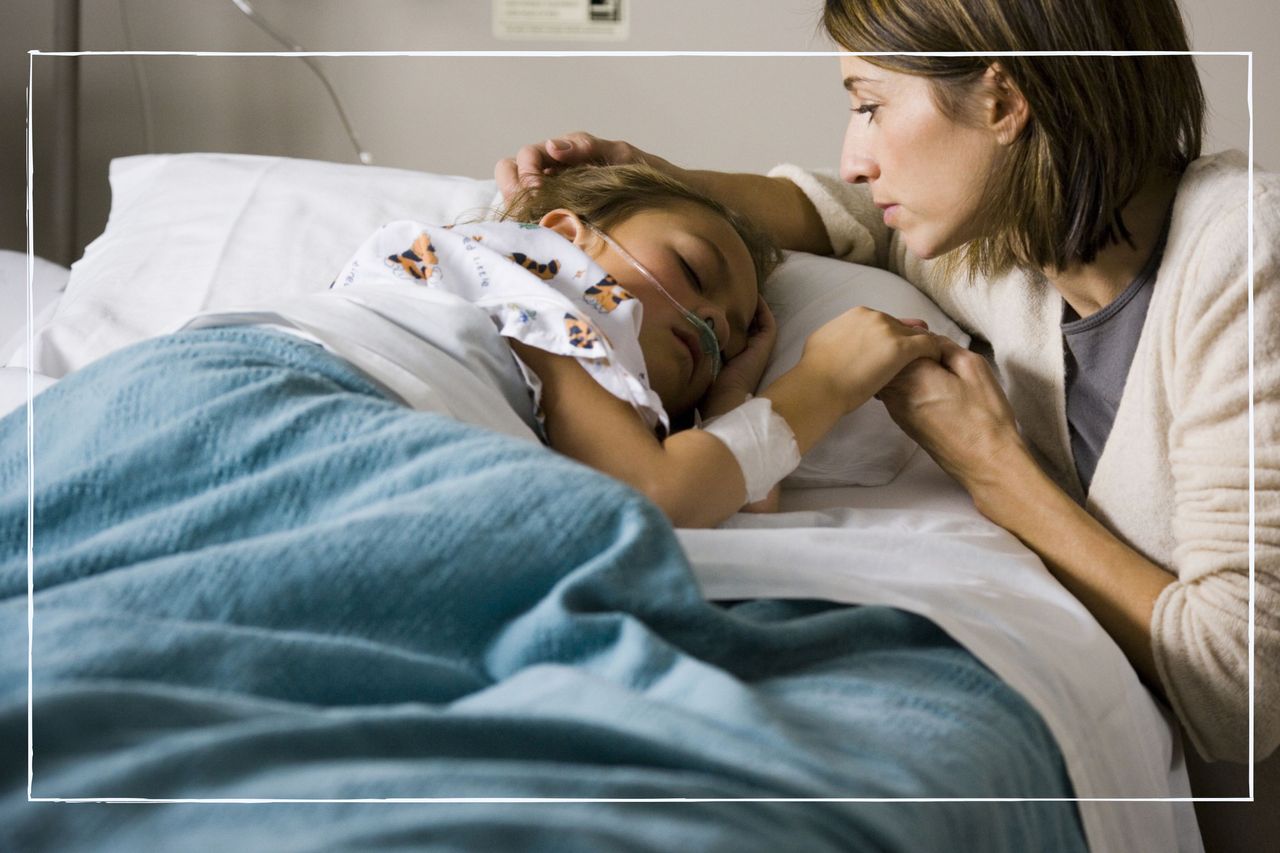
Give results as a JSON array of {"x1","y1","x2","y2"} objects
[{"x1": 332, "y1": 219, "x2": 668, "y2": 434}]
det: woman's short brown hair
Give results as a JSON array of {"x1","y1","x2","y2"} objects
[
  {"x1": 499, "y1": 164, "x2": 782, "y2": 290},
  {"x1": 822, "y1": 0, "x2": 1205, "y2": 276}
]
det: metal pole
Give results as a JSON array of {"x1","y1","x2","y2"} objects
[{"x1": 50, "y1": 0, "x2": 80, "y2": 266}]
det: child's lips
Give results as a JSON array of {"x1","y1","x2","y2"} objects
[{"x1": 674, "y1": 328, "x2": 702, "y2": 378}]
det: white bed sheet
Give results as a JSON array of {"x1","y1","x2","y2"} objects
[{"x1": 681, "y1": 451, "x2": 1202, "y2": 853}]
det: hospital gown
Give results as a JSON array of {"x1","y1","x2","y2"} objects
[{"x1": 184, "y1": 220, "x2": 669, "y2": 438}]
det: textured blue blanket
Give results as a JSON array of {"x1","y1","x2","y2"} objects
[{"x1": 0, "y1": 328, "x2": 1084, "y2": 852}]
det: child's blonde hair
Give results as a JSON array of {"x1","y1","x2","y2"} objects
[{"x1": 500, "y1": 164, "x2": 782, "y2": 290}]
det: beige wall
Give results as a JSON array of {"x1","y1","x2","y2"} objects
[{"x1": 1, "y1": 0, "x2": 1274, "y2": 261}]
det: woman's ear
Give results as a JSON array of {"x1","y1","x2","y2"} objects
[
  {"x1": 982, "y1": 63, "x2": 1030, "y2": 145},
  {"x1": 539, "y1": 209, "x2": 593, "y2": 252}
]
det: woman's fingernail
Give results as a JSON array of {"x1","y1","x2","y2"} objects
[{"x1": 550, "y1": 138, "x2": 571, "y2": 151}]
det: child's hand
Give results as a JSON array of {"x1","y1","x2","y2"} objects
[
  {"x1": 699, "y1": 296, "x2": 777, "y2": 419},
  {"x1": 799, "y1": 307, "x2": 943, "y2": 411}
]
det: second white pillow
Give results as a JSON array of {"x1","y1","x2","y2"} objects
[{"x1": 760, "y1": 251, "x2": 970, "y2": 488}]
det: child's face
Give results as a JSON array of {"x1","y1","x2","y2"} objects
[{"x1": 589, "y1": 203, "x2": 759, "y2": 416}]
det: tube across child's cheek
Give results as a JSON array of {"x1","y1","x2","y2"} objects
[{"x1": 588, "y1": 222, "x2": 722, "y2": 377}]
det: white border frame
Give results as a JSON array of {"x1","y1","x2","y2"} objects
[{"x1": 23, "y1": 48, "x2": 1255, "y2": 806}]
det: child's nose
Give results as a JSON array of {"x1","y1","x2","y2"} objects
[{"x1": 701, "y1": 304, "x2": 730, "y2": 351}]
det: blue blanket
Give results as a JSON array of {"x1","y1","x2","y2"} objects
[{"x1": 0, "y1": 328, "x2": 1085, "y2": 852}]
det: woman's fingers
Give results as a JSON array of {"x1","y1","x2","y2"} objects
[
  {"x1": 545, "y1": 132, "x2": 603, "y2": 163},
  {"x1": 494, "y1": 145, "x2": 549, "y2": 199},
  {"x1": 496, "y1": 132, "x2": 656, "y2": 200},
  {"x1": 551, "y1": 132, "x2": 638, "y2": 166},
  {"x1": 936, "y1": 336, "x2": 997, "y2": 383},
  {"x1": 494, "y1": 141, "x2": 566, "y2": 199},
  {"x1": 494, "y1": 157, "x2": 520, "y2": 199},
  {"x1": 515, "y1": 142, "x2": 554, "y2": 184}
]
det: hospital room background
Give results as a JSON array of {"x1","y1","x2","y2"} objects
[
  {"x1": 1, "y1": 0, "x2": 1270, "y2": 266},
  {"x1": 2, "y1": 1, "x2": 1276, "y2": 852}
]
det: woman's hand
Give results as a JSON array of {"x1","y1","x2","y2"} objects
[
  {"x1": 494, "y1": 132, "x2": 676, "y2": 200},
  {"x1": 879, "y1": 337, "x2": 1181, "y2": 703},
  {"x1": 699, "y1": 297, "x2": 777, "y2": 419},
  {"x1": 875, "y1": 336, "x2": 1029, "y2": 514}
]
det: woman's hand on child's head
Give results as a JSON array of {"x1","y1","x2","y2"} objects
[
  {"x1": 800, "y1": 307, "x2": 943, "y2": 411},
  {"x1": 495, "y1": 132, "x2": 666, "y2": 200},
  {"x1": 699, "y1": 296, "x2": 777, "y2": 419}
]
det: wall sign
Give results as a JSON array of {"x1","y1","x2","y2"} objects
[{"x1": 493, "y1": 0, "x2": 630, "y2": 41}]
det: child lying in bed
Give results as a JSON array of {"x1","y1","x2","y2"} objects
[{"x1": 187, "y1": 165, "x2": 942, "y2": 527}]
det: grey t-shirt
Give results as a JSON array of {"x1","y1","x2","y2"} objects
[{"x1": 1062, "y1": 222, "x2": 1170, "y2": 494}]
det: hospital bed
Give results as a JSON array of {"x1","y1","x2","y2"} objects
[{"x1": 0, "y1": 150, "x2": 1207, "y2": 852}]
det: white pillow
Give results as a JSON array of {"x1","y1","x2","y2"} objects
[
  {"x1": 11, "y1": 153, "x2": 502, "y2": 377},
  {"x1": 0, "y1": 250, "x2": 71, "y2": 364},
  {"x1": 760, "y1": 251, "x2": 970, "y2": 487}
]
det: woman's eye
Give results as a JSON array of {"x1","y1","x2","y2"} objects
[{"x1": 852, "y1": 103, "x2": 879, "y2": 123}]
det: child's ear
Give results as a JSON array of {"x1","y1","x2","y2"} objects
[{"x1": 538, "y1": 209, "x2": 590, "y2": 248}]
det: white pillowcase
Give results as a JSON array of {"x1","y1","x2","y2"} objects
[
  {"x1": 10, "y1": 153, "x2": 502, "y2": 377},
  {"x1": 0, "y1": 250, "x2": 71, "y2": 363},
  {"x1": 14, "y1": 152, "x2": 971, "y2": 488},
  {"x1": 760, "y1": 251, "x2": 970, "y2": 487}
]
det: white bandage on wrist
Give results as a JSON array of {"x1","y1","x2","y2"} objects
[{"x1": 700, "y1": 397, "x2": 801, "y2": 503}]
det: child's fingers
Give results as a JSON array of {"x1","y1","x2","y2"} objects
[
  {"x1": 898, "y1": 317, "x2": 930, "y2": 330},
  {"x1": 901, "y1": 327, "x2": 945, "y2": 363},
  {"x1": 751, "y1": 296, "x2": 777, "y2": 335}
]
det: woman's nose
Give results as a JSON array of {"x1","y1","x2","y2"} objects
[
  {"x1": 840, "y1": 121, "x2": 879, "y2": 184},
  {"x1": 840, "y1": 150, "x2": 879, "y2": 185}
]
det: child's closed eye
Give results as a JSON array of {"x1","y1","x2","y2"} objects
[{"x1": 679, "y1": 257, "x2": 704, "y2": 293}]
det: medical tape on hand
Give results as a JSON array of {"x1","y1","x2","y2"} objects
[{"x1": 700, "y1": 397, "x2": 801, "y2": 503}]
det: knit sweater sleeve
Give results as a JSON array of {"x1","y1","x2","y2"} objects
[{"x1": 1151, "y1": 177, "x2": 1280, "y2": 763}]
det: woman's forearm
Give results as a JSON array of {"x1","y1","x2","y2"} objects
[
  {"x1": 973, "y1": 453, "x2": 1176, "y2": 695},
  {"x1": 670, "y1": 167, "x2": 834, "y2": 255}
]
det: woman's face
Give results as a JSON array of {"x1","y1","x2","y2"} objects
[
  {"x1": 591, "y1": 204, "x2": 758, "y2": 416},
  {"x1": 838, "y1": 56, "x2": 1004, "y2": 259}
]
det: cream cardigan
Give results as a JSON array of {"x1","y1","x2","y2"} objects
[{"x1": 770, "y1": 151, "x2": 1278, "y2": 763}]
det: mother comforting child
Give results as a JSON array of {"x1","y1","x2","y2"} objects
[{"x1": 494, "y1": 0, "x2": 1280, "y2": 822}]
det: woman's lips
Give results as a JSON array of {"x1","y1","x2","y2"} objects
[{"x1": 876, "y1": 201, "x2": 900, "y2": 224}]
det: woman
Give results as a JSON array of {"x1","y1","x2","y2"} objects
[{"x1": 496, "y1": 0, "x2": 1278, "y2": 798}]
